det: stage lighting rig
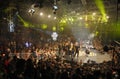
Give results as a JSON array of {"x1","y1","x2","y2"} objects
[
  {"x1": 28, "y1": 9, "x2": 35, "y2": 15},
  {"x1": 53, "y1": 5, "x2": 58, "y2": 14},
  {"x1": 53, "y1": 0, "x2": 58, "y2": 14},
  {"x1": 53, "y1": 5, "x2": 58, "y2": 10}
]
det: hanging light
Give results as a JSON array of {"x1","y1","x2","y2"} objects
[
  {"x1": 28, "y1": 9, "x2": 35, "y2": 15},
  {"x1": 53, "y1": 0, "x2": 58, "y2": 14},
  {"x1": 8, "y1": 20, "x2": 15, "y2": 32},
  {"x1": 51, "y1": 32, "x2": 58, "y2": 41}
]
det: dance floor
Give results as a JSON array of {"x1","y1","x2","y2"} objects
[{"x1": 65, "y1": 48, "x2": 112, "y2": 64}]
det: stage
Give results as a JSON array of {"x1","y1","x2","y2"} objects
[{"x1": 64, "y1": 48, "x2": 112, "y2": 64}]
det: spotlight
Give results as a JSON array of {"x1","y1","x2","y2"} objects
[
  {"x1": 79, "y1": 17, "x2": 83, "y2": 20},
  {"x1": 54, "y1": 17, "x2": 57, "y2": 20},
  {"x1": 92, "y1": 12, "x2": 96, "y2": 16},
  {"x1": 53, "y1": 5, "x2": 58, "y2": 10},
  {"x1": 106, "y1": 16, "x2": 109, "y2": 19},
  {"x1": 53, "y1": 0, "x2": 58, "y2": 14},
  {"x1": 48, "y1": 15, "x2": 51, "y2": 18},
  {"x1": 8, "y1": 20, "x2": 15, "y2": 32},
  {"x1": 40, "y1": 12, "x2": 43, "y2": 16},
  {"x1": 53, "y1": 5, "x2": 58, "y2": 14},
  {"x1": 28, "y1": 9, "x2": 35, "y2": 15},
  {"x1": 28, "y1": 9, "x2": 35, "y2": 13},
  {"x1": 51, "y1": 32, "x2": 58, "y2": 41}
]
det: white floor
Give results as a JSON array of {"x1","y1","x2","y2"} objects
[{"x1": 66, "y1": 48, "x2": 112, "y2": 64}]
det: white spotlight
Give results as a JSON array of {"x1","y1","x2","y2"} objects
[
  {"x1": 92, "y1": 12, "x2": 96, "y2": 16},
  {"x1": 40, "y1": 12, "x2": 43, "y2": 16},
  {"x1": 48, "y1": 15, "x2": 51, "y2": 18},
  {"x1": 54, "y1": 17, "x2": 57, "y2": 20},
  {"x1": 106, "y1": 16, "x2": 109, "y2": 19},
  {"x1": 53, "y1": 5, "x2": 58, "y2": 10},
  {"x1": 28, "y1": 9, "x2": 35, "y2": 14}
]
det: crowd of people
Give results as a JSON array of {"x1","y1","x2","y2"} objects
[{"x1": 0, "y1": 34, "x2": 120, "y2": 79}]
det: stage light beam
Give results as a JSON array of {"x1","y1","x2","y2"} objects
[
  {"x1": 94, "y1": 0, "x2": 107, "y2": 22},
  {"x1": 17, "y1": 15, "x2": 29, "y2": 27}
]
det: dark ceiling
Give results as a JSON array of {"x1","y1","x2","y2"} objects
[
  {"x1": 0, "y1": 0, "x2": 119, "y2": 25},
  {"x1": 0, "y1": 0, "x2": 119, "y2": 16}
]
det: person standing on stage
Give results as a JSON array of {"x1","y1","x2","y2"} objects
[
  {"x1": 74, "y1": 42, "x2": 80, "y2": 57},
  {"x1": 69, "y1": 42, "x2": 75, "y2": 60}
]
